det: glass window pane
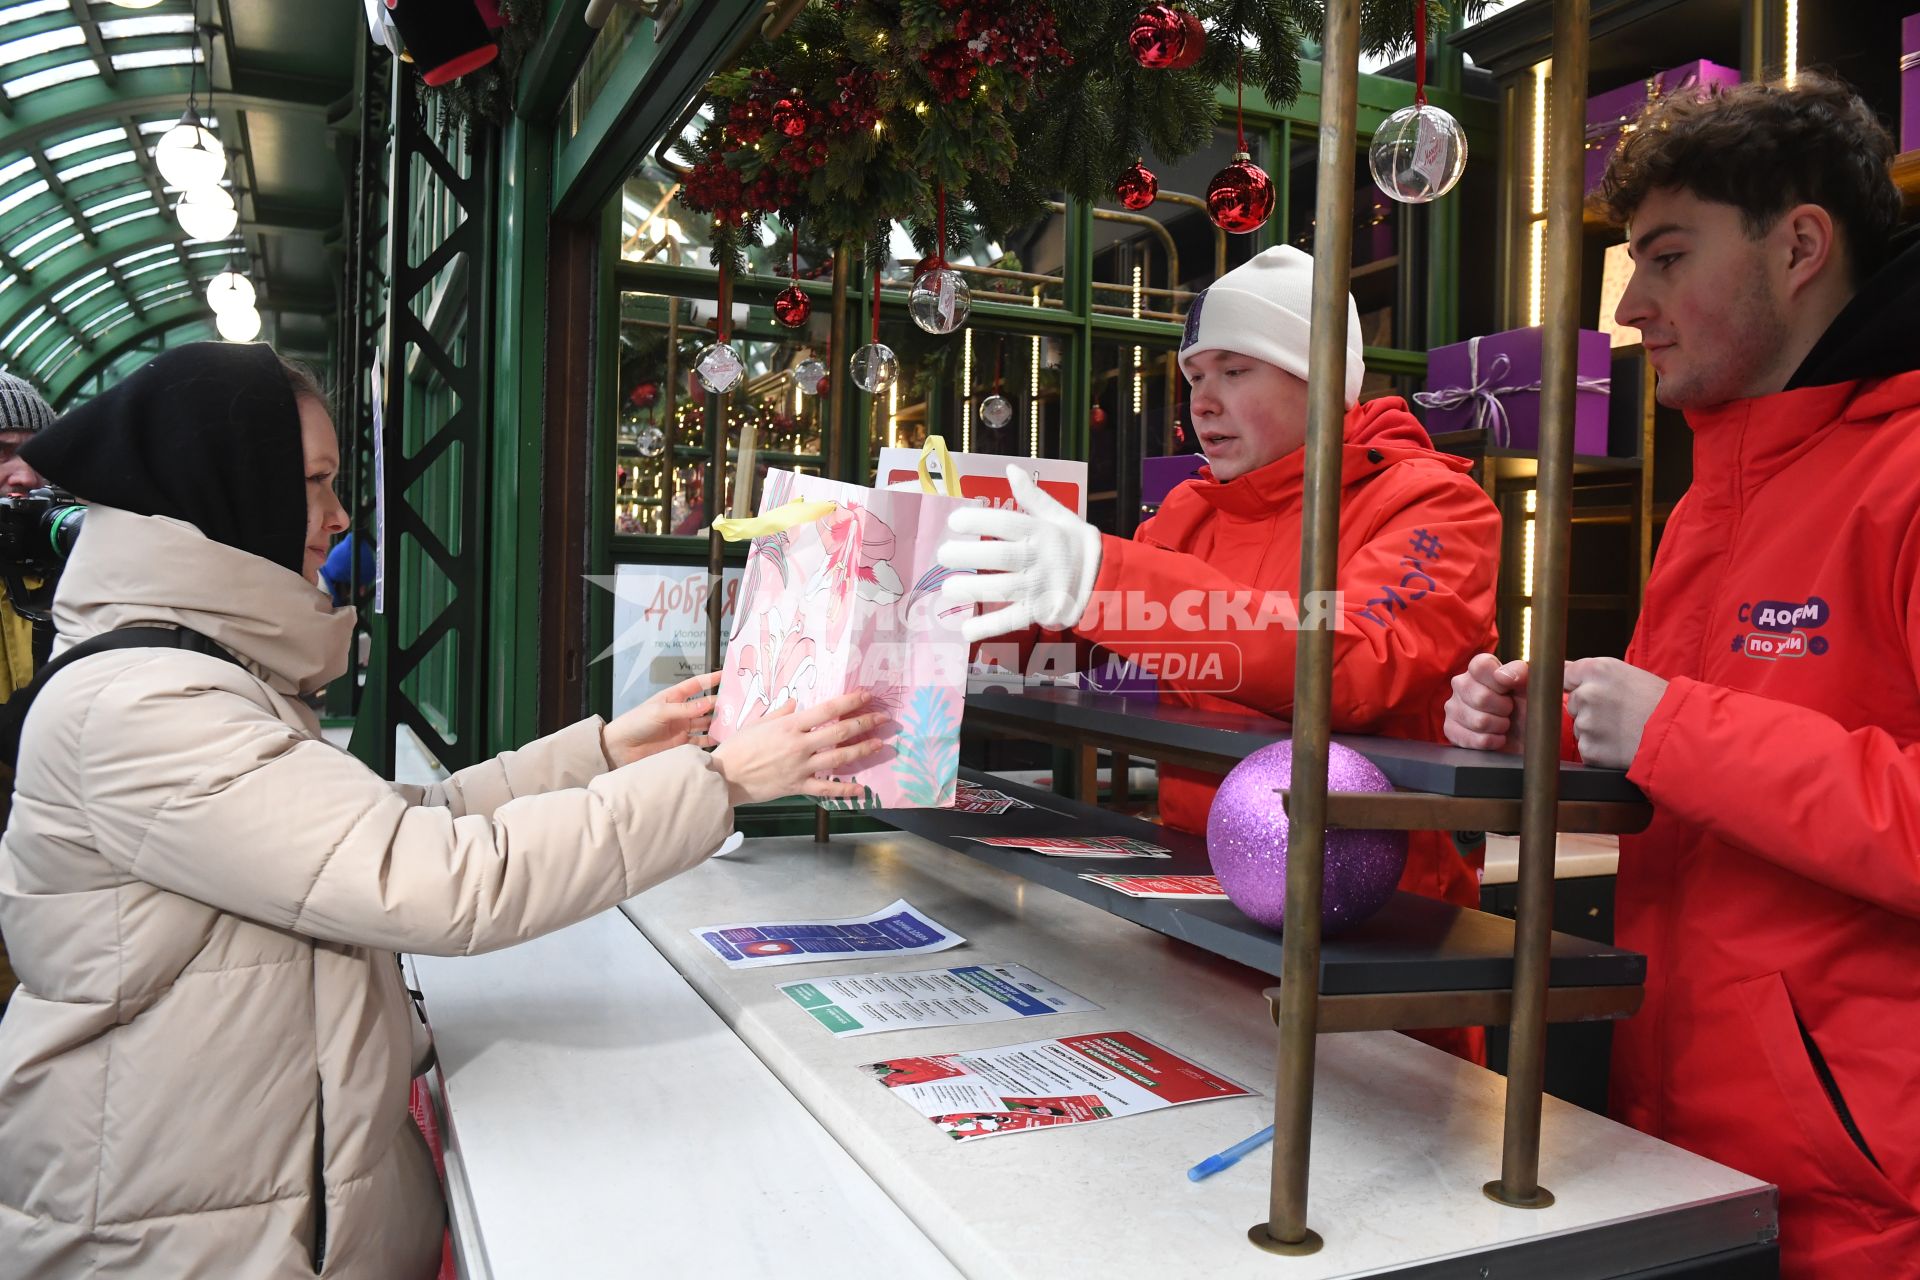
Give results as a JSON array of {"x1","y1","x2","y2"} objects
[
  {"x1": 1090, "y1": 335, "x2": 1185, "y2": 537},
  {"x1": 1092, "y1": 126, "x2": 1272, "y2": 317},
  {"x1": 565, "y1": 7, "x2": 638, "y2": 139},
  {"x1": 615, "y1": 288, "x2": 827, "y2": 539}
]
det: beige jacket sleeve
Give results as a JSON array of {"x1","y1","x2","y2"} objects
[
  {"x1": 389, "y1": 717, "x2": 613, "y2": 817},
  {"x1": 76, "y1": 662, "x2": 735, "y2": 956}
]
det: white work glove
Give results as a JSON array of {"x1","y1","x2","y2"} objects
[{"x1": 936, "y1": 464, "x2": 1103, "y2": 644}]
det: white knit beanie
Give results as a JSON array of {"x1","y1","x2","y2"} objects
[
  {"x1": 1178, "y1": 245, "x2": 1364, "y2": 407},
  {"x1": 0, "y1": 370, "x2": 54, "y2": 435}
]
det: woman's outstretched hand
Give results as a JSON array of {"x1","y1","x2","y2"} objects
[
  {"x1": 710, "y1": 691, "x2": 888, "y2": 805},
  {"x1": 602, "y1": 670, "x2": 724, "y2": 768}
]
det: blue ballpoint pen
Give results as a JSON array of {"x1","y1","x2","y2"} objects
[{"x1": 1186, "y1": 1124, "x2": 1276, "y2": 1181}]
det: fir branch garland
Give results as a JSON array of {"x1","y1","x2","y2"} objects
[{"x1": 676, "y1": 1, "x2": 1485, "y2": 275}]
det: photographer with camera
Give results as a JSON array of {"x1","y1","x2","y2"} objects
[
  {"x1": 0, "y1": 341, "x2": 887, "y2": 1276},
  {"x1": 0, "y1": 372, "x2": 58, "y2": 693},
  {"x1": 0, "y1": 370, "x2": 59, "y2": 1016}
]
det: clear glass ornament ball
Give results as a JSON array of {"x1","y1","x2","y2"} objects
[
  {"x1": 635, "y1": 425, "x2": 666, "y2": 458},
  {"x1": 792, "y1": 357, "x2": 828, "y2": 395},
  {"x1": 978, "y1": 394, "x2": 1014, "y2": 428},
  {"x1": 694, "y1": 342, "x2": 745, "y2": 393},
  {"x1": 1368, "y1": 102, "x2": 1469, "y2": 204},
  {"x1": 849, "y1": 342, "x2": 898, "y2": 393},
  {"x1": 908, "y1": 266, "x2": 971, "y2": 334}
]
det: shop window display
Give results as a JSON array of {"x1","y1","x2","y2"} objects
[{"x1": 615, "y1": 290, "x2": 826, "y2": 539}]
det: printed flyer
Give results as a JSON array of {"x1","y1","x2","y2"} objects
[
  {"x1": 779, "y1": 963, "x2": 1099, "y2": 1037},
  {"x1": 1078, "y1": 874, "x2": 1229, "y2": 899},
  {"x1": 951, "y1": 779, "x2": 1036, "y2": 816},
  {"x1": 862, "y1": 1030, "x2": 1253, "y2": 1141},
  {"x1": 966, "y1": 835, "x2": 1173, "y2": 859},
  {"x1": 693, "y1": 899, "x2": 963, "y2": 969}
]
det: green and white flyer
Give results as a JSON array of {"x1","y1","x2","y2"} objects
[{"x1": 778, "y1": 963, "x2": 1099, "y2": 1037}]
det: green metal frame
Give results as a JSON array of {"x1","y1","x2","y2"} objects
[
  {"x1": 353, "y1": 69, "x2": 495, "y2": 775},
  {"x1": 550, "y1": 0, "x2": 763, "y2": 221}
]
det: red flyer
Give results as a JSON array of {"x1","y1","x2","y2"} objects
[
  {"x1": 965, "y1": 835, "x2": 1172, "y2": 859},
  {"x1": 861, "y1": 1030, "x2": 1252, "y2": 1142},
  {"x1": 951, "y1": 779, "x2": 1034, "y2": 815},
  {"x1": 1078, "y1": 874, "x2": 1229, "y2": 899}
]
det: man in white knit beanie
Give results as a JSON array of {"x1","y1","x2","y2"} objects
[{"x1": 936, "y1": 246, "x2": 1504, "y2": 1062}]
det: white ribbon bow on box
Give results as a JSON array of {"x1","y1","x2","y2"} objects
[{"x1": 1413, "y1": 334, "x2": 1611, "y2": 448}]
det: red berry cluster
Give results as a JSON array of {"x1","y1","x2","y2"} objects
[
  {"x1": 825, "y1": 69, "x2": 880, "y2": 131},
  {"x1": 682, "y1": 155, "x2": 748, "y2": 225},
  {"x1": 921, "y1": 1, "x2": 1070, "y2": 101},
  {"x1": 683, "y1": 64, "x2": 884, "y2": 223}
]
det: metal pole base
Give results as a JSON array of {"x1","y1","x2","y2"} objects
[
  {"x1": 1247, "y1": 1224, "x2": 1325, "y2": 1256},
  {"x1": 1483, "y1": 1180, "x2": 1556, "y2": 1209},
  {"x1": 813, "y1": 807, "x2": 830, "y2": 843}
]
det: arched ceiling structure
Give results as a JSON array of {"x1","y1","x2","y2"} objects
[{"x1": 0, "y1": 0, "x2": 359, "y2": 407}]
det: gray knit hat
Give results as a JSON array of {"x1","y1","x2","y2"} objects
[{"x1": 0, "y1": 371, "x2": 54, "y2": 435}]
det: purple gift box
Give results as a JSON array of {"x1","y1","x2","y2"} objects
[
  {"x1": 1142, "y1": 453, "x2": 1206, "y2": 508},
  {"x1": 1418, "y1": 327, "x2": 1614, "y2": 456},
  {"x1": 1076, "y1": 648, "x2": 1159, "y2": 700},
  {"x1": 1586, "y1": 60, "x2": 1741, "y2": 193},
  {"x1": 1903, "y1": 15, "x2": 1920, "y2": 152}
]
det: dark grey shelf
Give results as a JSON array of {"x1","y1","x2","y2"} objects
[
  {"x1": 878, "y1": 768, "x2": 1646, "y2": 997},
  {"x1": 964, "y1": 685, "x2": 1645, "y2": 803}
]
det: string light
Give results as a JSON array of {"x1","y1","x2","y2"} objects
[
  {"x1": 1528, "y1": 61, "x2": 1549, "y2": 328},
  {"x1": 1131, "y1": 263, "x2": 1144, "y2": 415},
  {"x1": 1029, "y1": 288, "x2": 1042, "y2": 457},
  {"x1": 961, "y1": 327, "x2": 974, "y2": 450},
  {"x1": 1522, "y1": 488, "x2": 1537, "y2": 662}
]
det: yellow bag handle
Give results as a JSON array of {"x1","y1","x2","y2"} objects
[
  {"x1": 916, "y1": 434, "x2": 962, "y2": 497},
  {"x1": 710, "y1": 497, "x2": 838, "y2": 542}
]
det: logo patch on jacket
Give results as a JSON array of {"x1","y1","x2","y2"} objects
[{"x1": 1732, "y1": 596, "x2": 1831, "y2": 659}]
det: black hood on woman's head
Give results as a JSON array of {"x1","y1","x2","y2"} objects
[{"x1": 21, "y1": 341, "x2": 307, "y2": 575}]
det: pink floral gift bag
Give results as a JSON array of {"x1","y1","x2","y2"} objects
[{"x1": 708, "y1": 463, "x2": 980, "y2": 809}]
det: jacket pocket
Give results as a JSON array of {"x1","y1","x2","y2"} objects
[{"x1": 1738, "y1": 971, "x2": 1910, "y2": 1229}]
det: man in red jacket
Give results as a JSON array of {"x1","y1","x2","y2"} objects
[
  {"x1": 938, "y1": 244, "x2": 1502, "y2": 917},
  {"x1": 1445, "y1": 77, "x2": 1920, "y2": 1275}
]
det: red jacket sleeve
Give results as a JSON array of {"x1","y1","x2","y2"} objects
[
  {"x1": 1070, "y1": 466, "x2": 1500, "y2": 730},
  {"x1": 1628, "y1": 677, "x2": 1920, "y2": 919}
]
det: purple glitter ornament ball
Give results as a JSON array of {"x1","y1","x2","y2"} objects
[{"x1": 1206, "y1": 741, "x2": 1408, "y2": 934}]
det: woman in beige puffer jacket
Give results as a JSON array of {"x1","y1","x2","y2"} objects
[{"x1": 0, "y1": 343, "x2": 883, "y2": 1278}]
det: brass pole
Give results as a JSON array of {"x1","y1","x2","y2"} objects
[
  {"x1": 827, "y1": 247, "x2": 853, "y2": 480},
  {"x1": 809, "y1": 248, "x2": 855, "y2": 847},
  {"x1": 1253, "y1": 0, "x2": 1356, "y2": 1257},
  {"x1": 705, "y1": 267, "x2": 735, "y2": 673},
  {"x1": 661, "y1": 300, "x2": 679, "y2": 536},
  {"x1": 1487, "y1": 0, "x2": 1589, "y2": 1212}
]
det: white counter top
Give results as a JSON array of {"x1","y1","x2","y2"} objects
[
  {"x1": 618, "y1": 831, "x2": 1773, "y2": 1279},
  {"x1": 409, "y1": 909, "x2": 962, "y2": 1279},
  {"x1": 1481, "y1": 832, "x2": 1621, "y2": 885}
]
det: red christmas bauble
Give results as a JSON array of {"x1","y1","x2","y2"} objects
[
  {"x1": 1129, "y1": 4, "x2": 1205, "y2": 71},
  {"x1": 772, "y1": 97, "x2": 809, "y2": 138},
  {"x1": 773, "y1": 285, "x2": 812, "y2": 328},
  {"x1": 1091, "y1": 405, "x2": 1109, "y2": 427},
  {"x1": 1115, "y1": 160, "x2": 1158, "y2": 211},
  {"x1": 1206, "y1": 152, "x2": 1275, "y2": 233},
  {"x1": 628, "y1": 381, "x2": 658, "y2": 409}
]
